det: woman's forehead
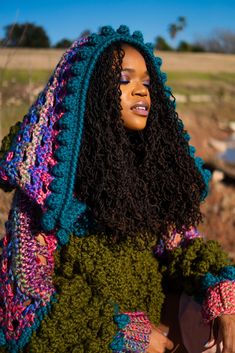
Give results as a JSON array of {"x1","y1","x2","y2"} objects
[{"x1": 120, "y1": 44, "x2": 149, "y2": 75}]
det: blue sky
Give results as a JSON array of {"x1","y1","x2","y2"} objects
[{"x1": 1, "y1": 0, "x2": 235, "y2": 46}]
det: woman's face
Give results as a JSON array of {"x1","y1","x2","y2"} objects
[{"x1": 120, "y1": 44, "x2": 151, "y2": 130}]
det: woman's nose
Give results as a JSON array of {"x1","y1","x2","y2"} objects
[{"x1": 132, "y1": 82, "x2": 148, "y2": 97}]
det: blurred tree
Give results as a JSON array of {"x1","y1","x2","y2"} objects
[
  {"x1": 168, "y1": 16, "x2": 187, "y2": 39},
  {"x1": 197, "y1": 30, "x2": 235, "y2": 53},
  {"x1": 177, "y1": 16, "x2": 187, "y2": 31},
  {"x1": 177, "y1": 40, "x2": 192, "y2": 51},
  {"x1": 168, "y1": 24, "x2": 178, "y2": 40},
  {"x1": 155, "y1": 36, "x2": 172, "y2": 51},
  {"x1": 4, "y1": 23, "x2": 50, "y2": 48},
  {"x1": 54, "y1": 38, "x2": 73, "y2": 48},
  {"x1": 191, "y1": 43, "x2": 206, "y2": 52}
]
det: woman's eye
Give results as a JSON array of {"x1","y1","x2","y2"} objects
[
  {"x1": 120, "y1": 76, "x2": 129, "y2": 84},
  {"x1": 143, "y1": 81, "x2": 150, "y2": 87}
]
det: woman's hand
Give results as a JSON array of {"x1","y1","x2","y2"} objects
[
  {"x1": 218, "y1": 314, "x2": 235, "y2": 353},
  {"x1": 147, "y1": 324, "x2": 174, "y2": 353}
]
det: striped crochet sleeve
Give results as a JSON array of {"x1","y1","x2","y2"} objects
[
  {"x1": 155, "y1": 226, "x2": 235, "y2": 321},
  {"x1": 110, "y1": 311, "x2": 151, "y2": 353},
  {"x1": 155, "y1": 227, "x2": 231, "y2": 297},
  {"x1": 200, "y1": 266, "x2": 235, "y2": 322}
]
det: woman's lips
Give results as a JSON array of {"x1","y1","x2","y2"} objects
[{"x1": 131, "y1": 102, "x2": 149, "y2": 117}]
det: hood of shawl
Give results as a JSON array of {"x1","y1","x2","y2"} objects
[{"x1": 0, "y1": 25, "x2": 211, "y2": 246}]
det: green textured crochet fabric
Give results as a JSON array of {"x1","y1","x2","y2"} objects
[
  {"x1": 11, "y1": 235, "x2": 227, "y2": 353},
  {"x1": 0, "y1": 24, "x2": 232, "y2": 353},
  {"x1": 24, "y1": 233, "x2": 164, "y2": 353}
]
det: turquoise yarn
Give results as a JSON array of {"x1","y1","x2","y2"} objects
[
  {"x1": 113, "y1": 314, "x2": 131, "y2": 330},
  {"x1": 0, "y1": 24, "x2": 211, "y2": 246},
  {"x1": 201, "y1": 266, "x2": 235, "y2": 295},
  {"x1": 110, "y1": 332, "x2": 125, "y2": 352},
  {"x1": 0, "y1": 294, "x2": 58, "y2": 353}
]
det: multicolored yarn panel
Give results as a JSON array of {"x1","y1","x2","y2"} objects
[
  {"x1": 154, "y1": 226, "x2": 203, "y2": 257},
  {"x1": 0, "y1": 191, "x2": 58, "y2": 352},
  {"x1": 0, "y1": 24, "x2": 212, "y2": 352},
  {"x1": 202, "y1": 280, "x2": 235, "y2": 322},
  {"x1": 111, "y1": 312, "x2": 151, "y2": 353},
  {"x1": 24, "y1": 233, "x2": 163, "y2": 353},
  {"x1": 0, "y1": 25, "x2": 211, "y2": 247}
]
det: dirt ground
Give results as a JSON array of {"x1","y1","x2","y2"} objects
[{"x1": 178, "y1": 104, "x2": 235, "y2": 259}]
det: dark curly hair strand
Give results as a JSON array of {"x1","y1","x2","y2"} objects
[{"x1": 75, "y1": 42, "x2": 205, "y2": 241}]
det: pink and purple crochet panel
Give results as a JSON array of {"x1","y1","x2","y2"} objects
[
  {"x1": 0, "y1": 192, "x2": 57, "y2": 344},
  {"x1": 0, "y1": 38, "x2": 88, "y2": 209}
]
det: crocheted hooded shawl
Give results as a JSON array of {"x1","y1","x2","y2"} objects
[{"x1": 0, "y1": 25, "x2": 211, "y2": 352}]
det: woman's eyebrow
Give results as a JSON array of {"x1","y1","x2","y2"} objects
[{"x1": 122, "y1": 68, "x2": 149, "y2": 76}]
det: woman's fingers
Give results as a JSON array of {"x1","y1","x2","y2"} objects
[
  {"x1": 218, "y1": 314, "x2": 235, "y2": 353},
  {"x1": 148, "y1": 325, "x2": 174, "y2": 353},
  {"x1": 165, "y1": 336, "x2": 174, "y2": 351}
]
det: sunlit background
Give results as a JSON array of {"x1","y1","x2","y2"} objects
[{"x1": 0, "y1": 0, "x2": 235, "y2": 257}]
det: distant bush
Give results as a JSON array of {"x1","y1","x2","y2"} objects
[
  {"x1": 177, "y1": 40, "x2": 205, "y2": 52},
  {"x1": 155, "y1": 36, "x2": 172, "y2": 51},
  {"x1": 54, "y1": 39, "x2": 73, "y2": 48},
  {"x1": 3, "y1": 22, "x2": 50, "y2": 48}
]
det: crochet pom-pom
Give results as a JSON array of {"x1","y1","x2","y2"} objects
[
  {"x1": 195, "y1": 156, "x2": 204, "y2": 168},
  {"x1": 57, "y1": 228, "x2": 70, "y2": 246},
  {"x1": 54, "y1": 146, "x2": 70, "y2": 161},
  {"x1": 56, "y1": 130, "x2": 71, "y2": 146},
  {"x1": 51, "y1": 163, "x2": 67, "y2": 177},
  {"x1": 62, "y1": 95, "x2": 77, "y2": 111},
  {"x1": 183, "y1": 132, "x2": 191, "y2": 141},
  {"x1": 201, "y1": 272, "x2": 218, "y2": 291},
  {"x1": 67, "y1": 77, "x2": 81, "y2": 93},
  {"x1": 116, "y1": 25, "x2": 130, "y2": 35},
  {"x1": 154, "y1": 56, "x2": 162, "y2": 67},
  {"x1": 160, "y1": 72, "x2": 167, "y2": 83},
  {"x1": 71, "y1": 62, "x2": 85, "y2": 75},
  {"x1": 41, "y1": 211, "x2": 57, "y2": 231},
  {"x1": 145, "y1": 42, "x2": 154, "y2": 51},
  {"x1": 220, "y1": 266, "x2": 235, "y2": 280},
  {"x1": 58, "y1": 113, "x2": 73, "y2": 129},
  {"x1": 0, "y1": 329, "x2": 6, "y2": 345},
  {"x1": 45, "y1": 194, "x2": 60, "y2": 209},
  {"x1": 132, "y1": 30, "x2": 144, "y2": 42},
  {"x1": 189, "y1": 145, "x2": 196, "y2": 156},
  {"x1": 100, "y1": 26, "x2": 115, "y2": 36},
  {"x1": 48, "y1": 178, "x2": 62, "y2": 192},
  {"x1": 88, "y1": 33, "x2": 100, "y2": 46},
  {"x1": 75, "y1": 200, "x2": 87, "y2": 215},
  {"x1": 110, "y1": 332, "x2": 125, "y2": 351},
  {"x1": 113, "y1": 313, "x2": 130, "y2": 329},
  {"x1": 78, "y1": 48, "x2": 92, "y2": 60}
]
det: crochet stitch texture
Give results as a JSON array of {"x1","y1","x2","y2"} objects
[{"x1": 0, "y1": 24, "x2": 227, "y2": 353}]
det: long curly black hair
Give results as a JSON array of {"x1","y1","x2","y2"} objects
[{"x1": 75, "y1": 42, "x2": 205, "y2": 241}]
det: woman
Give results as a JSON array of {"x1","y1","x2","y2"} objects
[{"x1": 0, "y1": 25, "x2": 234, "y2": 353}]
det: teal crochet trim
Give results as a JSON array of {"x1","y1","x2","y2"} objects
[
  {"x1": 189, "y1": 146, "x2": 211, "y2": 200},
  {"x1": 195, "y1": 265, "x2": 235, "y2": 304},
  {"x1": 114, "y1": 313, "x2": 131, "y2": 330},
  {"x1": 37, "y1": 24, "x2": 209, "y2": 245},
  {"x1": 0, "y1": 294, "x2": 58, "y2": 353},
  {"x1": 41, "y1": 24, "x2": 170, "y2": 246},
  {"x1": 110, "y1": 313, "x2": 130, "y2": 352},
  {"x1": 201, "y1": 265, "x2": 235, "y2": 293},
  {"x1": 110, "y1": 332, "x2": 125, "y2": 352}
]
